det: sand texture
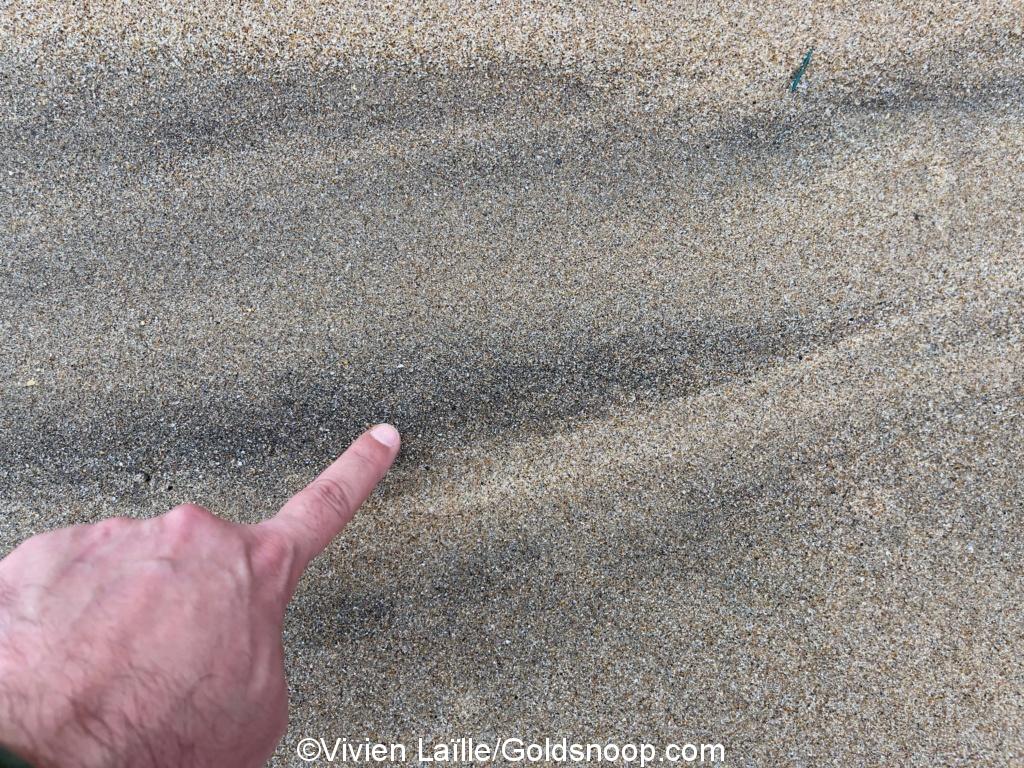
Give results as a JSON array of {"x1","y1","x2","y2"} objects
[{"x1": 1, "y1": 2, "x2": 1023, "y2": 765}]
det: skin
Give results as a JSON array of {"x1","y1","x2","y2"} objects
[{"x1": 0, "y1": 423, "x2": 401, "y2": 768}]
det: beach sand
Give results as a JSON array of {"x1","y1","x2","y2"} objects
[{"x1": 1, "y1": 2, "x2": 1022, "y2": 764}]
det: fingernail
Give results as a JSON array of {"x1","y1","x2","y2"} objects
[{"x1": 370, "y1": 423, "x2": 400, "y2": 448}]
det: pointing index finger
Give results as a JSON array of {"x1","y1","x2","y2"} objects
[{"x1": 262, "y1": 423, "x2": 400, "y2": 574}]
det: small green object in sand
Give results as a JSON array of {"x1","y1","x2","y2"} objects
[{"x1": 790, "y1": 47, "x2": 814, "y2": 92}]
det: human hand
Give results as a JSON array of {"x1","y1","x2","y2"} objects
[{"x1": 0, "y1": 424, "x2": 401, "y2": 768}]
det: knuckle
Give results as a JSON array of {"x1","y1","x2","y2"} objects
[
  {"x1": 304, "y1": 477, "x2": 354, "y2": 521},
  {"x1": 162, "y1": 504, "x2": 217, "y2": 542},
  {"x1": 165, "y1": 503, "x2": 214, "y2": 527}
]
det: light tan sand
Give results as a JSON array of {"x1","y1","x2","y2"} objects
[{"x1": 1, "y1": 2, "x2": 1022, "y2": 765}]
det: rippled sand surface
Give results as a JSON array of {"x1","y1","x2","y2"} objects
[{"x1": 2, "y1": 2, "x2": 1022, "y2": 764}]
